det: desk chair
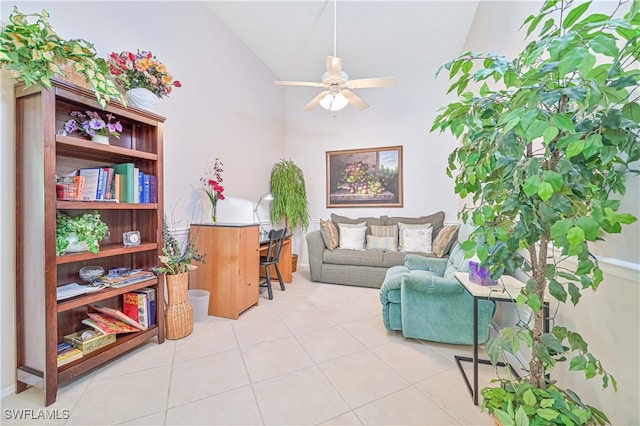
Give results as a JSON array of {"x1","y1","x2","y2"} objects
[{"x1": 260, "y1": 228, "x2": 287, "y2": 300}]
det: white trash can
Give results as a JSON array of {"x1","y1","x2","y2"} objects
[{"x1": 188, "y1": 289, "x2": 210, "y2": 322}]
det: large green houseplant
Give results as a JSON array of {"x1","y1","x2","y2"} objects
[
  {"x1": 0, "y1": 7, "x2": 124, "y2": 108},
  {"x1": 56, "y1": 211, "x2": 109, "y2": 256},
  {"x1": 270, "y1": 159, "x2": 311, "y2": 232},
  {"x1": 432, "y1": 0, "x2": 638, "y2": 424}
]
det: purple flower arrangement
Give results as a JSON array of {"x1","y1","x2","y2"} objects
[
  {"x1": 469, "y1": 261, "x2": 497, "y2": 286},
  {"x1": 64, "y1": 110, "x2": 123, "y2": 139}
]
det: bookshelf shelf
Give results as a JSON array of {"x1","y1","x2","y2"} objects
[
  {"x1": 57, "y1": 277, "x2": 159, "y2": 312},
  {"x1": 57, "y1": 327, "x2": 160, "y2": 381},
  {"x1": 56, "y1": 243, "x2": 158, "y2": 265},
  {"x1": 56, "y1": 135, "x2": 158, "y2": 162},
  {"x1": 57, "y1": 201, "x2": 158, "y2": 210},
  {"x1": 15, "y1": 79, "x2": 166, "y2": 406}
]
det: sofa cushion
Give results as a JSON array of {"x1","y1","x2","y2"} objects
[
  {"x1": 331, "y1": 213, "x2": 386, "y2": 235},
  {"x1": 323, "y1": 248, "x2": 384, "y2": 267},
  {"x1": 382, "y1": 250, "x2": 407, "y2": 267},
  {"x1": 370, "y1": 224, "x2": 398, "y2": 239},
  {"x1": 366, "y1": 235, "x2": 397, "y2": 251},
  {"x1": 386, "y1": 211, "x2": 445, "y2": 239},
  {"x1": 319, "y1": 219, "x2": 339, "y2": 250},
  {"x1": 397, "y1": 222, "x2": 431, "y2": 251},
  {"x1": 401, "y1": 226, "x2": 433, "y2": 253},
  {"x1": 338, "y1": 223, "x2": 367, "y2": 250},
  {"x1": 432, "y1": 224, "x2": 459, "y2": 257}
]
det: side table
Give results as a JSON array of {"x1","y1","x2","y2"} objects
[{"x1": 453, "y1": 272, "x2": 549, "y2": 406}]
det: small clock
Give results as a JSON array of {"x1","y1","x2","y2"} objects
[{"x1": 123, "y1": 231, "x2": 141, "y2": 247}]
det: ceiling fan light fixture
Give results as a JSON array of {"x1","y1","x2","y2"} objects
[{"x1": 320, "y1": 92, "x2": 349, "y2": 111}]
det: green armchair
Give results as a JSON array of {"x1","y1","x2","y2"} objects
[{"x1": 379, "y1": 225, "x2": 496, "y2": 345}]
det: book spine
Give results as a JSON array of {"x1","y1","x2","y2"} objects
[
  {"x1": 135, "y1": 288, "x2": 156, "y2": 326},
  {"x1": 74, "y1": 175, "x2": 85, "y2": 200},
  {"x1": 133, "y1": 168, "x2": 140, "y2": 203},
  {"x1": 138, "y1": 172, "x2": 145, "y2": 204},
  {"x1": 149, "y1": 175, "x2": 157, "y2": 204},
  {"x1": 96, "y1": 168, "x2": 106, "y2": 200},
  {"x1": 143, "y1": 174, "x2": 151, "y2": 204},
  {"x1": 123, "y1": 293, "x2": 141, "y2": 324},
  {"x1": 79, "y1": 168, "x2": 100, "y2": 201}
]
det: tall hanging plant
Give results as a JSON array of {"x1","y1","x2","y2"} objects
[
  {"x1": 270, "y1": 159, "x2": 310, "y2": 232},
  {"x1": 432, "y1": 0, "x2": 638, "y2": 424}
]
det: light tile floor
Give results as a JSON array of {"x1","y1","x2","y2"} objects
[{"x1": 1, "y1": 267, "x2": 504, "y2": 425}]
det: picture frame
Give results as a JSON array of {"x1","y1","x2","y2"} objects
[{"x1": 326, "y1": 146, "x2": 403, "y2": 208}]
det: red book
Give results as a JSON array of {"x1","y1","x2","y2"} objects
[{"x1": 123, "y1": 292, "x2": 149, "y2": 328}]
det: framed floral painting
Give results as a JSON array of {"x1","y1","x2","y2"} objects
[{"x1": 326, "y1": 146, "x2": 403, "y2": 208}]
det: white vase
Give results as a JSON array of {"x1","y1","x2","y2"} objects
[
  {"x1": 65, "y1": 233, "x2": 90, "y2": 253},
  {"x1": 126, "y1": 87, "x2": 160, "y2": 112},
  {"x1": 91, "y1": 134, "x2": 109, "y2": 145}
]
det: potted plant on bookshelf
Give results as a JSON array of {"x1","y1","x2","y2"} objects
[
  {"x1": 56, "y1": 211, "x2": 109, "y2": 256},
  {"x1": 269, "y1": 158, "x2": 310, "y2": 272},
  {"x1": 156, "y1": 215, "x2": 206, "y2": 339},
  {"x1": 431, "y1": 1, "x2": 638, "y2": 424},
  {"x1": 0, "y1": 7, "x2": 124, "y2": 108},
  {"x1": 63, "y1": 110, "x2": 122, "y2": 145},
  {"x1": 108, "y1": 50, "x2": 182, "y2": 112}
]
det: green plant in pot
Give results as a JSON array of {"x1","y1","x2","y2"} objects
[
  {"x1": 432, "y1": 0, "x2": 638, "y2": 425},
  {"x1": 270, "y1": 158, "x2": 311, "y2": 232},
  {"x1": 56, "y1": 211, "x2": 109, "y2": 256},
  {"x1": 0, "y1": 7, "x2": 124, "y2": 108},
  {"x1": 156, "y1": 215, "x2": 206, "y2": 275}
]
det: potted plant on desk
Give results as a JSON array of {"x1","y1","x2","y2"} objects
[
  {"x1": 270, "y1": 158, "x2": 311, "y2": 272},
  {"x1": 157, "y1": 215, "x2": 206, "y2": 339},
  {"x1": 432, "y1": 0, "x2": 638, "y2": 424}
]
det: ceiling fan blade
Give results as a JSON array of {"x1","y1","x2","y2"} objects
[
  {"x1": 325, "y1": 56, "x2": 343, "y2": 80},
  {"x1": 304, "y1": 90, "x2": 330, "y2": 111},
  {"x1": 345, "y1": 77, "x2": 397, "y2": 89},
  {"x1": 341, "y1": 89, "x2": 369, "y2": 110},
  {"x1": 274, "y1": 80, "x2": 326, "y2": 88}
]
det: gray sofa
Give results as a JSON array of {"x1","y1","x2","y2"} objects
[{"x1": 306, "y1": 211, "x2": 452, "y2": 288}]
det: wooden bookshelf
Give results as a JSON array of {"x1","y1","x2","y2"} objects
[{"x1": 14, "y1": 79, "x2": 166, "y2": 406}]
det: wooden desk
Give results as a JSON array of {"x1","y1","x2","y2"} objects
[
  {"x1": 189, "y1": 223, "x2": 260, "y2": 319},
  {"x1": 259, "y1": 234, "x2": 293, "y2": 283}
]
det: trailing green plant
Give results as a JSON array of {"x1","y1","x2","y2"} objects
[
  {"x1": 0, "y1": 7, "x2": 124, "y2": 108},
  {"x1": 56, "y1": 211, "x2": 109, "y2": 256},
  {"x1": 270, "y1": 158, "x2": 311, "y2": 232},
  {"x1": 156, "y1": 215, "x2": 206, "y2": 275},
  {"x1": 482, "y1": 379, "x2": 609, "y2": 426},
  {"x1": 431, "y1": 0, "x2": 639, "y2": 424}
]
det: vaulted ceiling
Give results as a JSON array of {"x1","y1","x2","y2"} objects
[{"x1": 205, "y1": 1, "x2": 481, "y2": 82}]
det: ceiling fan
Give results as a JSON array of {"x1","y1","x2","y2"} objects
[{"x1": 273, "y1": 1, "x2": 397, "y2": 111}]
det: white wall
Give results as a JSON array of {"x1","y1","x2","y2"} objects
[
  {"x1": 463, "y1": 2, "x2": 640, "y2": 424},
  {"x1": 0, "y1": 1, "x2": 285, "y2": 396},
  {"x1": 284, "y1": 1, "x2": 480, "y2": 259}
]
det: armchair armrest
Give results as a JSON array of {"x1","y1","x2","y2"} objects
[
  {"x1": 402, "y1": 270, "x2": 464, "y2": 296},
  {"x1": 305, "y1": 230, "x2": 325, "y2": 282},
  {"x1": 404, "y1": 254, "x2": 448, "y2": 276}
]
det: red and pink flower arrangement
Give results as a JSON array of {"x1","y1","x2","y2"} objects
[
  {"x1": 108, "y1": 50, "x2": 181, "y2": 98},
  {"x1": 200, "y1": 158, "x2": 225, "y2": 221}
]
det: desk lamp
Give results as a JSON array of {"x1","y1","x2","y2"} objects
[{"x1": 253, "y1": 193, "x2": 274, "y2": 237}]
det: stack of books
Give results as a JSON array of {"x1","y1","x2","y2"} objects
[{"x1": 57, "y1": 342, "x2": 83, "y2": 366}]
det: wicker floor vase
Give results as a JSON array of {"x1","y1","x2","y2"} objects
[{"x1": 165, "y1": 272, "x2": 193, "y2": 339}]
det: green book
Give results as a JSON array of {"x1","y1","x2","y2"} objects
[{"x1": 112, "y1": 163, "x2": 135, "y2": 203}]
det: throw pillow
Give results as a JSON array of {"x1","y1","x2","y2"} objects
[
  {"x1": 397, "y1": 222, "x2": 431, "y2": 251},
  {"x1": 370, "y1": 224, "x2": 398, "y2": 239},
  {"x1": 366, "y1": 235, "x2": 398, "y2": 251},
  {"x1": 432, "y1": 224, "x2": 460, "y2": 257},
  {"x1": 401, "y1": 226, "x2": 433, "y2": 254},
  {"x1": 338, "y1": 224, "x2": 367, "y2": 250},
  {"x1": 319, "y1": 219, "x2": 339, "y2": 251},
  {"x1": 387, "y1": 211, "x2": 445, "y2": 239}
]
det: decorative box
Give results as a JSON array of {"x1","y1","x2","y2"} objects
[
  {"x1": 64, "y1": 329, "x2": 115, "y2": 354},
  {"x1": 469, "y1": 261, "x2": 497, "y2": 286}
]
